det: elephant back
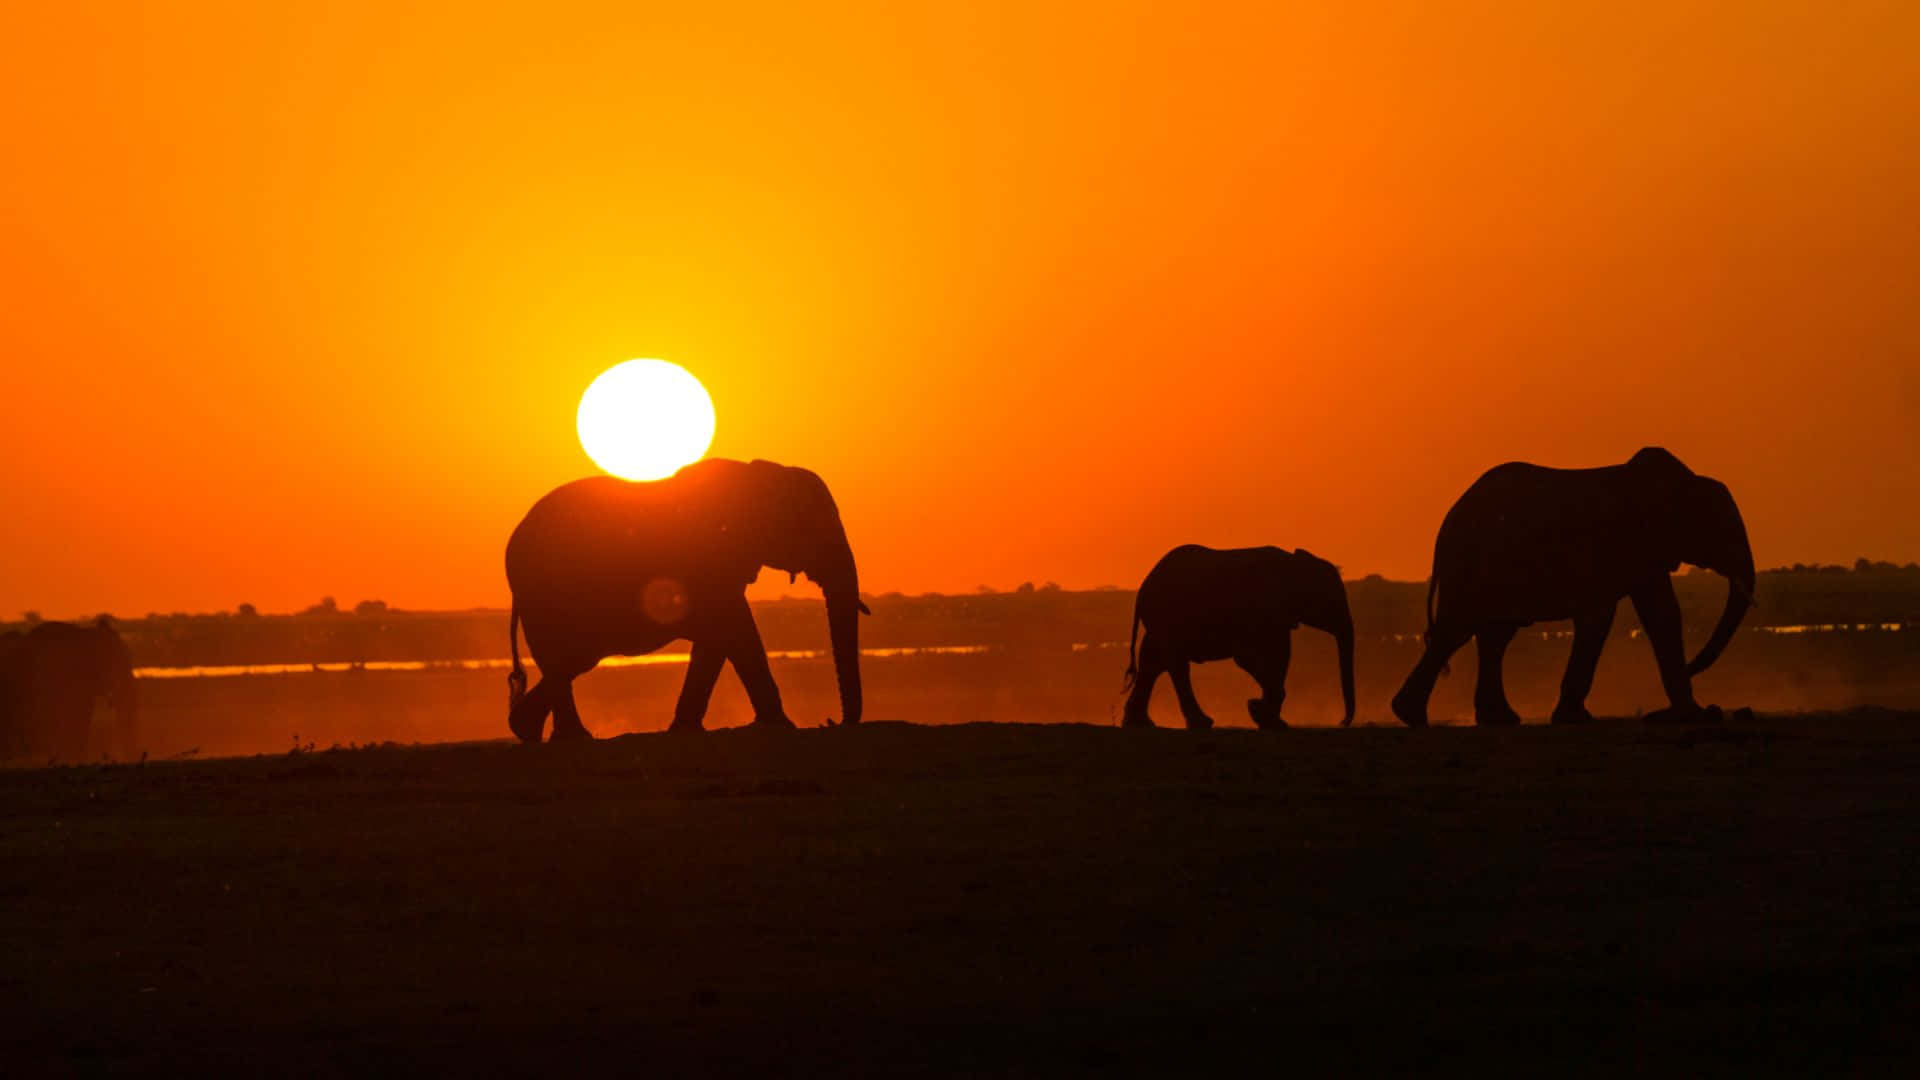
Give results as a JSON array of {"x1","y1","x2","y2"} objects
[{"x1": 507, "y1": 469, "x2": 766, "y2": 605}]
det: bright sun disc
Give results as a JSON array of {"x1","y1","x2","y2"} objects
[{"x1": 576, "y1": 359, "x2": 716, "y2": 481}]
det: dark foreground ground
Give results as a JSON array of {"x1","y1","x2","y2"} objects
[{"x1": 4, "y1": 713, "x2": 1918, "y2": 1075}]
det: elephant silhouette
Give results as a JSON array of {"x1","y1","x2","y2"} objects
[
  {"x1": 1391, "y1": 447, "x2": 1755, "y2": 727},
  {"x1": 0, "y1": 617, "x2": 137, "y2": 762},
  {"x1": 1122, "y1": 545, "x2": 1356, "y2": 729},
  {"x1": 504, "y1": 458, "x2": 868, "y2": 741}
]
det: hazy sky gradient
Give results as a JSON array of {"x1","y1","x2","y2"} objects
[{"x1": 4, "y1": 2, "x2": 1916, "y2": 616}]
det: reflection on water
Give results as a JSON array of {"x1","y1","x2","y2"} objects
[
  {"x1": 1759, "y1": 623, "x2": 1906, "y2": 634},
  {"x1": 124, "y1": 626, "x2": 1910, "y2": 679},
  {"x1": 1367, "y1": 625, "x2": 1909, "y2": 643},
  {"x1": 133, "y1": 644, "x2": 993, "y2": 680}
]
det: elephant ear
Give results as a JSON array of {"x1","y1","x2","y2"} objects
[
  {"x1": 1626, "y1": 448, "x2": 1695, "y2": 507},
  {"x1": 693, "y1": 459, "x2": 821, "y2": 587},
  {"x1": 1292, "y1": 548, "x2": 1339, "y2": 576},
  {"x1": 661, "y1": 460, "x2": 762, "y2": 586},
  {"x1": 95, "y1": 618, "x2": 132, "y2": 668},
  {"x1": 1624, "y1": 447, "x2": 1697, "y2": 568}
]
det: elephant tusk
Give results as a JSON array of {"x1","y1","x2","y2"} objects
[{"x1": 858, "y1": 600, "x2": 872, "y2": 615}]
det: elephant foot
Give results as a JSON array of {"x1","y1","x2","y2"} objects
[
  {"x1": 1390, "y1": 690, "x2": 1429, "y2": 728},
  {"x1": 507, "y1": 712, "x2": 545, "y2": 744},
  {"x1": 1247, "y1": 699, "x2": 1287, "y2": 730},
  {"x1": 667, "y1": 717, "x2": 706, "y2": 735},
  {"x1": 747, "y1": 712, "x2": 796, "y2": 731},
  {"x1": 1551, "y1": 702, "x2": 1597, "y2": 725},
  {"x1": 547, "y1": 723, "x2": 594, "y2": 743},
  {"x1": 1646, "y1": 703, "x2": 1721, "y2": 726},
  {"x1": 1182, "y1": 712, "x2": 1215, "y2": 732},
  {"x1": 1119, "y1": 710, "x2": 1155, "y2": 729},
  {"x1": 1474, "y1": 703, "x2": 1522, "y2": 727}
]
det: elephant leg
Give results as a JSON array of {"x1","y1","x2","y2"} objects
[
  {"x1": 1167, "y1": 660, "x2": 1213, "y2": 731},
  {"x1": 548, "y1": 682, "x2": 593, "y2": 741},
  {"x1": 507, "y1": 678, "x2": 555, "y2": 742},
  {"x1": 1552, "y1": 603, "x2": 1617, "y2": 724},
  {"x1": 1234, "y1": 635, "x2": 1291, "y2": 729},
  {"x1": 669, "y1": 640, "x2": 727, "y2": 733},
  {"x1": 1472, "y1": 624, "x2": 1522, "y2": 726},
  {"x1": 717, "y1": 596, "x2": 793, "y2": 729},
  {"x1": 1391, "y1": 621, "x2": 1473, "y2": 727},
  {"x1": 1630, "y1": 575, "x2": 1701, "y2": 721},
  {"x1": 510, "y1": 651, "x2": 593, "y2": 743},
  {"x1": 49, "y1": 698, "x2": 89, "y2": 762},
  {"x1": 1121, "y1": 633, "x2": 1166, "y2": 728},
  {"x1": 71, "y1": 700, "x2": 97, "y2": 761}
]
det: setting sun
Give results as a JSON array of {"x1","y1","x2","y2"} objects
[{"x1": 575, "y1": 359, "x2": 716, "y2": 481}]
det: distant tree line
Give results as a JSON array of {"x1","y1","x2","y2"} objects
[{"x1": 7, "y1": 565, "x2": 1916, "y2": 669}]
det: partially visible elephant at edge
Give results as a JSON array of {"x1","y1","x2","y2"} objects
[
  {"x1": 505, "y1": 458, "x2": 868, "y2": 741},
  {"x1": 1391, "y1": 447, "x2": 1755, "y2": 727},
  {"x1": 1123, "y1": 545, "x2": 1356, "y2": 729},
  {"x1": 0, "y1": 617, "x2": 138, "y2": 762}
]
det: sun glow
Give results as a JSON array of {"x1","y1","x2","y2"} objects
[{"x1": 576, "y1": 359, "x2": 717, "y2": 481}]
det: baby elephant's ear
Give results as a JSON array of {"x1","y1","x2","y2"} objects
[{"x1": 1626, "y1": 446, "x2": 1697, "y2": 514}]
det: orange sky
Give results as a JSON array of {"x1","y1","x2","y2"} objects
[{"x1": 4, "y1": 2, "x2": 1917, "y2": 617}]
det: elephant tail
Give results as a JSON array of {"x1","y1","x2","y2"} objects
[
  {"x1": 1122, "y1": 595, "x2": 1142, "y2": 692},
  {"x1": 507, "y1": 603, "x2": 528, "y2": 710}
]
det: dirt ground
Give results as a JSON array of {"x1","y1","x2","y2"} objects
[
  {"x1": 3, "y1": 713, "x2": 1917, "y2": 1075},
  {"x1": 70, "y1": 626, "x2": 1920, "y2": 763}
]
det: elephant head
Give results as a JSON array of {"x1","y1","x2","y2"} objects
[
  {"x1": 1627, "y1": 448, "x2": 1756, "y2": 676},
  {"x1": 1675, "y1": 477, "x2": 1754, "y2": 676},
  {"x1": 1290, "y1": 549, "x2": 1357, "y2": 726},
  {"x1": 93, "y1": 618, "x2": 138, "y2": 740},
  {"x1": 697, "y1": 459, "x2": 869, "y2": 726}
]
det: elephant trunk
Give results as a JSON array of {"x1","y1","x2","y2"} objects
[
  {"x1": 1686, "y1": 538, "x2": 1755, "y2": 678},
  {"x1": 1334, "y1": 621, "x2": 1357, "y2": 727},
  {"x1": 825, "y1": 588, "x2": 863, "y2": 726},
  {"x1": 813, "y1": 535, "x2": 864, "y2": 726}
]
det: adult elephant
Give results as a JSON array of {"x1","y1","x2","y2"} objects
[
  {"x1": 505, "y1": 458, "x2": 868, "y2": 741},
  {"x1": 1391, "y1": 447, "x2": 1754, "y2": 727},
  {"x1": 0, "y1": 617, "x2": 138, "y2": 762},
  {"x1": 1122, "y1": 545, "x2": 1356, "y2": 729}
]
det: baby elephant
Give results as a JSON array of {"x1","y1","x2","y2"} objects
[{"x1": 1123, "y1": 545, "x2": 1357, "y2": 729}]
